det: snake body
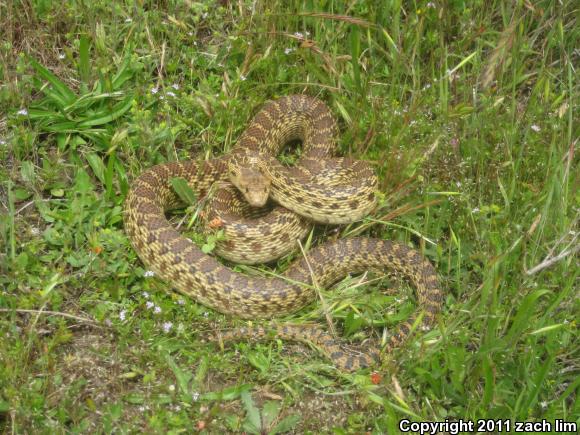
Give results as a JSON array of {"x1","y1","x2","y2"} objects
[{"x1": 123, "y1": 95, "x2": 442, "y2": 371}]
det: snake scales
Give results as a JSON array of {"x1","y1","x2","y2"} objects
[{"x1": 123, "y1": 95, "x2": 442, "y2": 371}]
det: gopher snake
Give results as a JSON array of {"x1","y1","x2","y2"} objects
[{"x1": 124, "y1": 95, "x2": 442, "y2": 371}]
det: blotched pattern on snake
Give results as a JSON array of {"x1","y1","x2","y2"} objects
[{"x1": 123, "y1": 95, "x2": 442, "y2": 371}]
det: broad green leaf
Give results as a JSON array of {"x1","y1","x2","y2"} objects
[
  {"x1": 261, "y1": 401, "x2": 280, "y2": 430},
  {"x1": 20, "y1": 161, "x2": 36, "y2": 184},
  {"x1": 74, "y1": 168, "x2": 94, "y2": 194},
  {"x1": 56, "y1": 133, "x2": 68, "y2": 151},
  {"x1": 76, "y1": 95, "x2": 133, "y2": 127},
  {"x1": 42, "y1": 88, "x2": 71, "y2": 110},
  {"x1": 344, "y1": 311, "x2": 363, "y2": 336},
  {"x1": 115, "y1": 159, "x2": 129, "y2": 196},
  {"x1": 201, "y1": 241, "x2": 215, "y2": 254},
  {"x1": 63, "y1": 91, "x2": 124, "y2": 114},
  {"x1": 13, "y1": 188, "x2": 31, "y2": 201},
  {"x1": 26, "y1": 108, "x2": 63, "y2": 120},
  {"x1": 112, "y1": 56, "x2": 138, "y2": 90},
  {"x1": 164, "y1": 353, "x2": 193, "y2": 396},
  {"x1": 46, "y1": 121, "x2": 80, "y2": 133},
  {"x1": 79, "y1": 34, "x2": 90, "y2": 86},
  {"x1": 241, "y1": 390, "x2": 261, "y2": 434},
  {"x1": 247, "y1": 351, "x2": 270, "y2": 374},
  {"x1": 270, "y1": 414, "x2": 301, "y2": 435},
  {"x1": 28, "y1": 57, "x2": 76, "y2": 104},
  {"x1": 170, "y1": 177, "x2": 197, "y2": 205},
  {"x1": 506, "y1": 289, "x2": 551, "y2": 342},
  {"x1": 123, "y1": 393, "x2": 145, "y2": 405},
  {"x1": 201, "y1": 384, "x2": 251, "y2": 401},
  {"x1": 86, "y1": 153, "x2": 106, "y2": 185}
]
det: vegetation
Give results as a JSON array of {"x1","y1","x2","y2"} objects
[{"x1": 1, "y1": 0, "x2": 578, "y2": 432}]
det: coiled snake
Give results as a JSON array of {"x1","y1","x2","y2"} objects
[{"x1": 123, "y1": 95, "x2": 442, "y2": 371}]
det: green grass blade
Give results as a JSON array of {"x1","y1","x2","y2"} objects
[
  {"x1": 114, "y1": 158, "x2": 129, "y2": 196},
  {"x1": 105, "y1": 152, "x2": 116, "y2": 200},
  {"x1": 350, "y1": 25, "x2": 362, "y2": 94}
]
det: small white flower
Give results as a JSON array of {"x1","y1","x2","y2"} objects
[
  {"x1": 166, "y1": 91, "x2": 176, "y2": 97},
  {"x1": 422, "y1": 83, "x2": 431, "y2": 90},
  {"x1": 17, "y1": 108, "x2": 28, "y2": 116},
  {"x1": 193, "y1": 40, "x2": 197, "y2": 45},
  {"x1": 171, "y1": 83, "x2": 179, "y2": 90},
  {"x1": 202, "y1": 12, "x2": 208, "y2": 19},
  {"x1": 125, "y1": 18, "x2": 132, "y2": 23},
  {"x1": 540, "y1": 401, "x2": 548, "y2": 409},
  {"x1": 203, "y1": 312, "x2": 209, "y2": 318},
  {"x1": 144, "y1": 270, "x2": 155, "y2": 277},
  {"x1": 240, "y1": 75, "x2": 247, "y2": 81},
  {"x1": 154, "y1": 305, "x2": 162, "y2": 314},
  {"x1": 30, "y1": 227, "x2": 40, "y2": 235},
  {"x1": 192, "y1": 391, "x2": 200, "y2": 401},
  {"x1": 0, "y1": 139, "x2": 6, "y2": 145},
  {"x1": 119, "y1": 310, "x2": 127, "y2": 321},
  {"x1": 427, "y1": 1, "x2": 436, "y2": 8},
  {"x1": 472, "y1": 207, "x2": 480, "y2": 213},
  {"x1": 188, "y1": 32, "x2": 194, "y2": 36},
  {"x1": 284, "y1": 48, "x2": 294, "y2": 55},
  {"x1": 168, "y1": 384, "x2": 175, "y2": 392},
  {"x1": 151, "y1": 87, "x2": 159, "y2": 95},
  {"x1": 531, "y1": 124, "x2": 541, "y2": 132},
  {"x1": 58, "y1": 53, "x2": 66, "y2": 60},
  {"x1": 138, "y1": 406, "x2": 146, "y2": 412},
  {"x1": 294, "y1": 31, "x2": 304, "y2": 38},
  {"x1": 142, "y1": 291, "x2": 150, "y2": 298},
  {"x1": 162, "y1": 321, "x2": 173, "y2": 332},
  {"x1": 305, "y1": 31, "x2": 311, "y2": 36},
  {"x1": 177, "y1": 299, "x2": 185, "y2": 305},
  {"x1": 159, "y1": 95, "x2": 165, "y2": 100},
  {"x1": 146, "y1": 301, "x2": 155, "y2": 309}
]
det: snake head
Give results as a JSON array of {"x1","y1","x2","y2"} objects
[{"x1": 229, "y1": 166, "x2": 271, "y2": 207}]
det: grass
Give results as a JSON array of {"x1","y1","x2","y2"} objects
[{"x1": 0, "y1": 0, "x2": 578, "y2": 433}]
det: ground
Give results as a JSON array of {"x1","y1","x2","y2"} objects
[{"x1": 0, "y1": 1, "x2": 578, "y2": 433}]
